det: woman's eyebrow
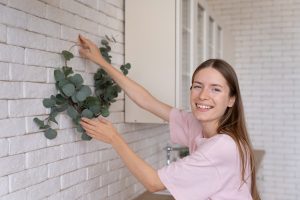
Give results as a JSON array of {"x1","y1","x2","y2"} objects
[{"x1": 193, "y1": 81, "x2": 223, "y2": 88}]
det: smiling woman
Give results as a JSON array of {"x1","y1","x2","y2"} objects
[{"x1": 78, "y1": 35, "x2": 261, "y2": 200}]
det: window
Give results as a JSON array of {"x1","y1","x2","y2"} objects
[
  {"x1": 197, "y1": 4, "x2": 205, "y2": 64},
  {"x1": 181, "y1": 0, "x2": 191, "y2": 110},
  {"x1": 216, "y1": 26, "x2": 222, "y2": 58},
  {"x1": 208, "y1": 16, "x2": 214, "y2": 58}
]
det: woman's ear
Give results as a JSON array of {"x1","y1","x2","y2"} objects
[{"x1": 228, "y1": 96, "x2": 236, "y2": 108}]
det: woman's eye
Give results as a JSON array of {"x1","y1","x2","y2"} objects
[
  {"x1": 212, "y1": 88, "x2": 221, "y2": 92},
  {"x1": 192, "y1": 85, "x2": 201, "y2": 89}
]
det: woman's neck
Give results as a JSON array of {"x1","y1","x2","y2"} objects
[{"x1": 201, "y1": 121, "x2": 219, "y2": 138}]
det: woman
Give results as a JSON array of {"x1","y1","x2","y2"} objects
[{"x1": 78, "y1": 35, "x2": 260, "y2": 200}]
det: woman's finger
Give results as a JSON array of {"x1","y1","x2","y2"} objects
[
  {"x1": 80, "y1": 121, "x2": 98, "y2": 132},
  {"x1": 98, "y1": 117, "x2": 111, "y2": 125},
  {"x1": 81, "y1": 117, "x2": 101, "y2": 126}
]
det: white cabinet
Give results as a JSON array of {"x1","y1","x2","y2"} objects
[{"x1": 125, "y1": 0, "x2": 235, "y2": 123}]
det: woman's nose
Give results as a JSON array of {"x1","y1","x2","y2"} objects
[{"x1": 198, "y1": 88, "x2": 209, "y2": 100}]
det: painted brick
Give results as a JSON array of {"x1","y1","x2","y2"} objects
[
  {"x1": 10, "y1": 63, "x2": 47, "y2": 82},
  {"x1": 75, "y1": 15, "x2": 99, "y2": 35},
  {"x1": 8, "y1": 132, "x2": 47, "y2": 155},
  {"x1": 47, "y1": 156, "x2": 77, "y2": 178},
  {"x1": 108, "y1": 158, "x2": 123, "y2": 171},
  {"x1": 0, "y1": 81, "x2": 23, "y2": 99},
  {"x1": 0, "y1": 176, "x2": 8, "y2": 196},
  {"x1": 9, "y1": 99, "x2": 46, "y2": 117},
  {"x1": 0, "y1": 138, "x2": 8, "y2": 157},
  {"x1": 25, "y1": 48, "x2": 63, "y2": 68},
  {"x1": 26, "y1": 177, "x2": 60, "y2": 200},
  {"x1": 46, "y1": 37, "x2": 74, "y2": 53},
  {"x1": 46, "y1": 186, "x2": 78, "y2": 200},
  {"x1": 27, "y1": 15, "x2": 60, "y2": 38},
  {"x1": 76, "y1": 0, "x2": 97, "y2": 9},
  {"x1": 60, "y1": 168, "x2": 86, "y2": 189},
  {"x1": 87, "y1": 163, "x2": 107, "y2": 179},
  {"x1": 0, "y1": 62, "x2": 9, "y2": 81},
  {"x1": 58, "y1": 113, "x2": 74, "y2": 129},
  {"x1": 46, "y1": 5, "x2": 77, "y2": 28},
  {"x1": 46, "y1": 129, "x2": 76, "y2": 146},
  {"x1": 60, "y1": 141, "x2": 86, "y2": 159},
  {"x1": 0, "y1": 117, "x2": 26, "y2": 138},
  {"x1": 0, "y1": 4, "x2": 27, "y2": 29},
  {"x1": 87, "y1": 186, "x2": 108, "y2": 200},
  {"x1": 77, "y1": 151, "x2": 98, "y2": 168},
  {"x1": 26, "y1": 146, "x2": 61, "y2": 168},
  {"x1": 8, "y1": 165, "x2": 47, "y2": 192},
  {"x1": 0, "y1": 189, "x2": 26, "y2": 200},
  {"x1": 108, "y1": 181, "x2": 121, "y2": 196},
  {"x1": 101, "y1": 170, "x2": 119, "y2": 186},
  {"x1": 0, "y1": 43, "x2": 24, "y2": 64},
  {"x1": 0, "y1": 154, "x2": 25, "y2": 176},
  {"x1": 68, "y1": 57, "x2": 86, "y2": 71},
  {"x1": 7, "y1": 27, "x2": 47, "y2": 50},
  {"x1": 75, "y1": 177, "x2": 100, "y2": 197},
  {"x1": 39, "y1": 0, "x2": 60, "y2": 7},
  {"x1": 8, "y1": 0, "x2": 46, "y2": 18},
  {"x1": 0, "y1": 23, "x2": 6, "y2": 42},
  {"x1": 61, "y1": 25, "x2": 84, "y2": 42},
  {"x1": 23, "y1": 82, "x2": 56, "y2": 98}
]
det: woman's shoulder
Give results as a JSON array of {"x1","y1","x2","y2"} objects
[{"x1": 196, "y1": 134, "x2": 239, "y2": 163}]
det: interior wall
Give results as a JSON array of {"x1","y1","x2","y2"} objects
[{"x1": 207, "y1": 0, "x2": 300, "y2": 199}]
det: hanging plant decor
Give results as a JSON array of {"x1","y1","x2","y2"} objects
[{"x1": 34, "y1": 36, "x2": 131, "y2": 140}]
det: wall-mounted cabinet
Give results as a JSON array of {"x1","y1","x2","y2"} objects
[{"x1": 125, "y1": 0, "x2": 235, "y2": 123}]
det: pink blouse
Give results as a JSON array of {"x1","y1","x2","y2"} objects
[{"x1": 157, "y1": 108, "x2": 252, "y2": 200}]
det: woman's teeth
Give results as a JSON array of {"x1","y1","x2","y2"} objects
[{"x1": 196, "y1": 103, "x2": 212, "y2": 109}]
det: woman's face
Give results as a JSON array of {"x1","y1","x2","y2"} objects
[{"x1": 190, "y1": 67, "x2": 235, "y2": 125}]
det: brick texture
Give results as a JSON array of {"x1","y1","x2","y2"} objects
[{"x1": 0, "y1": 0, "x2": 169, "y2": 199}]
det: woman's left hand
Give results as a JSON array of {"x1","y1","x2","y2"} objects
[{"x1": 80, "y1": 117, "x2": 118, "y2": 145}]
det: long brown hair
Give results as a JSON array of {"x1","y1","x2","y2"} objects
[{"x1": 191, "y1": 59, "x2": 260, "y2": 200}]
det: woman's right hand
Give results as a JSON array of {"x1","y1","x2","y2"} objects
[{"x1": 78, "y1": 34, "x2": 108, "y2": 66}]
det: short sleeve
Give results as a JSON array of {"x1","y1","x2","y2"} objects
[
  {"x1": 157, "y1": 151, "x2": 220, "y2": 200},
  {"x1": 169, "y1": 108, "x2": 191, "y2": 147},
  {"x1": 169, "y1": 108, "x2": 202, "y2": 150}
]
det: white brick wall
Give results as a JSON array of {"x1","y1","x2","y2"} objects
[
  {"x1": 207, "y1": 0, "x2": 300, "y2": 199},
  {"x1": 0, "y1": 1, "x2": 169, "y2": 199}
]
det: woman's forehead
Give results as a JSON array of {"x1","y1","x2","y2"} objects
[{"x1": 193, "y1": 67, "x2": 228, "y2": 86}]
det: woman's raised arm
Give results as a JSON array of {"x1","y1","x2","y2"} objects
[{"x1": 78, "y1": 35, "x2": 172, "y2": 122}]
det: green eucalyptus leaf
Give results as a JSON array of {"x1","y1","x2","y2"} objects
[
  {"x1": 125, "y1": 63, "x2": 131, "y2": 69},
  {"x1": 76, "y1": 125, "x2": 84, "y2": 133},
  {"x1": 54, "y1": 69, "x2": 65, "y2": 82},
  {"x1": 33, "y1": 117, "x2": 44, "y2": 128},
  {"x1": 43, "y1": 98, "x2": 56, "y2": 108},
  {"x1": 67, "y1": 106, "x2": 79, "y2": 120},
  {"x1": 71, "y1": 93, "x2": 79, "y2": 103},
  {"x1": 89, "y1": 105, "x2": 101, "y2": 115},
  {"x1": 58, "y1": 79, "x2": 70, "y2": 89},
  {"x1": 101, "y1": 39, "x2": 109, "y2": 46},
  {"x1": 54, "y1": 103, "x2": 68, "y2": 112},
  {"x1": 101, "y1": 107, "x2": 110, "y2": 117},
  {"x1": 81, "y1": 132, "x2": 92, "y2": 141},
  {"x1": 62, "y1": 66, "x2": 73, "y2": 77},
  {"x1": 55, "y1": 94, "x2": 67, "y2": 105},
  {"x1": 76, "y1": 90, "x2": 87, "y2": 102},
  {"x1": 69, "y1": 74, "x2": 83, "y2": 88},
  {"x1": 81, "y1": 109, "x2": 94, "y2": 119},
  {"x1": 44, "y1": 128, "x2": 57, "y2": 139},
  {"x1": 62, "y1": 50, "x2": 74, "y2": 61},
  {"x1": 62, "y1": 83, "x2": 75, "y2": 97}
]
